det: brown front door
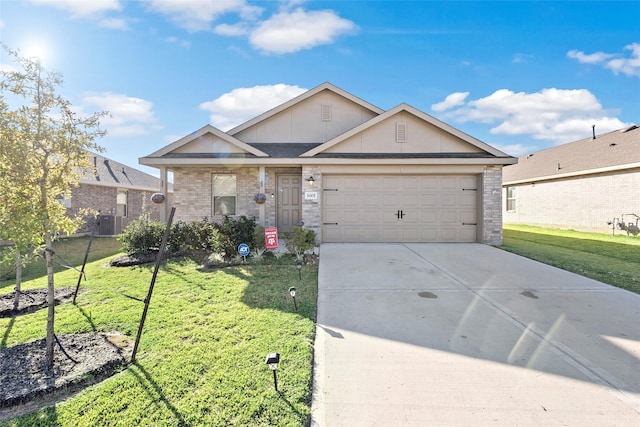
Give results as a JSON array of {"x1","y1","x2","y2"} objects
[{"x1": 277, "y1": 175, "x2": 301, "y2": 233}]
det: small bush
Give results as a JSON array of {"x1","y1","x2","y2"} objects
[
  {"x1": 283, "y1": 226, "x2": 317, "y2": 256},
  {"x1": 253, "y1": 224, "x2": 266, "y2": 250},
  {"x1": 215, "y1": 216, "x2": 256, "y2": 257},
  {"x1": 118, "y1": 217, "x2": 166, "y2": 253}
]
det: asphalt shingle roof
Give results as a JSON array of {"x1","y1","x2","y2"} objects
[
  {"x1": 81, "y1": 152, "x2": 163, "y2": 191},
  {"x1": 503, "y1": 125, "x2": 640, "y2": 183}
]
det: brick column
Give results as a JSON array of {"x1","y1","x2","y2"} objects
[
  {"x1": 301, "y1": 166, "x2": 322, "y2": 242},
  {"x1": 482, "y1": 166, "x2": 503, "y2": 245}
]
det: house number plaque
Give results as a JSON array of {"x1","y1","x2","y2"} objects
[{"x1": 304, "y1": 192, "x2": 318, "y2": 200}]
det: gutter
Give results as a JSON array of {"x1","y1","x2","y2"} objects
[{"x1": 503, "y1": 162, "x2": 640, "y2": 186}]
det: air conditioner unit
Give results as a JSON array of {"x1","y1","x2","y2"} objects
[{"x1": 99, "y1": 215, "x2": 124, "y2": 235}]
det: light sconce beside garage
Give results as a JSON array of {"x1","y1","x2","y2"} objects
[{"x1": 305, "y1": 176, "x2": 315, "y2": 185}]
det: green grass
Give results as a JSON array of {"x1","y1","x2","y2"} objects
[
  {"x1": 1, "y1": 238, "x2": 318, "y2": 426},
  {"x1": 501, "y1": 224, "x2": 640, "y2": 295}
]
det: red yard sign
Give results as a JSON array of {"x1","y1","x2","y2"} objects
[{"x1": 264, "y1": 227, "x2": 279, "y2": 249}]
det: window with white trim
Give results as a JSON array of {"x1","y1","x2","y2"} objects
[
  {"x1": 212, "y1": 174, "x2": 236, "y2": 216},
  {"x1": 506, "y1": 186, "x2": 516, "y2": 212},
  {"x1": 117, "y1": 190, "x2": 128, "y2": 216}
]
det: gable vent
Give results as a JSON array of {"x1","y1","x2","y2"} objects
[
  {"x1": 396, "y1": 123, "x2": 407, "y2": 143},
  {"x1": 321, "y1": 104, "x2": 332, "y2": 122}
]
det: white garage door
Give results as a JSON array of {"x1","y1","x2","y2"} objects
[{"x1": 322, "y1": 175, "x2": 478, "y2": 243}]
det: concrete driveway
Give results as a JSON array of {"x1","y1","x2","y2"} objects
[{"x1": 311, "y1": 243, "x2": 640, "y2": 426}]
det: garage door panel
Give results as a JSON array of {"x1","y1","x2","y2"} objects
[
  {"x1": 441, "y1": 228, "x2": 459, "y2": 241},
  {"x1": 461, "y1": 210, "x2": 476, "y2": 223},
  {"x1": 461, "y1": 193, "x2": 476, "y2": 207},
  {"x1": 322, "y1": 175, "x2": 477, "y2": 243}
]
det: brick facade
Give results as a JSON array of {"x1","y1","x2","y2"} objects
[
  {"x1": 503, "y1": 168, "x2": 640, "y2": 234},
  {"x1": 172, "y1": 167, "x2": 301, "y2": 226},
  {"x1": 67, "y1": 184, "x2": 163, "y2": 234}
]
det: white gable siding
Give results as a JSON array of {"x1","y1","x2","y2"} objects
[
  {"x1": 234, "y1": 89, "x2": 377, "y2": 144},
  {"x1": 172, "y1": 133, "x2": 246, "y2": 154},
  {"x1": 324, "y1": 112, "x2": 485, "y2": 154}
]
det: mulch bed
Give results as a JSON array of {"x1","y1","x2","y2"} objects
[
  {"x1": 0, "y1": 332, "x2": 132, "y2": 421},
  {"x1": 0, "y1": 287, "x2": 76, "y2": 318}
]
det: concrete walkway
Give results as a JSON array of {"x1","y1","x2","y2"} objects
[{"x1": 311, "y1": 243, "x2": 640, "y2": 426}]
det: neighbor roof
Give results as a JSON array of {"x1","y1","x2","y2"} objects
[
  {"x1": 82, "y1": 152, "x2": 168, "y2": 192},
  {"x1": 503, "y1": 125, "x2": 640, "y2": 184}
]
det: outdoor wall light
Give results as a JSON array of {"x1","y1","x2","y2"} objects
[
  {"x1": 265, "y1": 352, "x2": 280, "y2": 391},
  {"x1": 305, "y1": 176, "x2": 315, "y2": 185},
  {"x1": 288, "y1": 286, "x2": 298, "y2": 311}
]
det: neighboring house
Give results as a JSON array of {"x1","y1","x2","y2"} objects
[
  {"x1": 62, "y1": 153, "x2": 172, "y2": 235},
  {"x1": 503, "y1": 125, "x2": 640, "y2": 234},
  {"x1": 140, "y1": 83, "x2": 515, "y2": 244}
]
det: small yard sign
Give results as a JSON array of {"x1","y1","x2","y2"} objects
[
  {"x1": 238, "y1": 243, "x2": 250, "y2": 257},
  {"x1": 264, "y1": 227, "x2": 279, "y2": 249}
]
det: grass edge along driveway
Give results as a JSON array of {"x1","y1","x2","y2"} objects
[
  {"x1": 1, "y1": 238, "x2": 317, "y2": 427},
  {"x1": 501, "y1": 224, "x2": 640, "y2": 295}
]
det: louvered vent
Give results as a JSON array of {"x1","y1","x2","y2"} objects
[
  {"x1": 321, "y1": 104, "x2": 332, "y2": 122},
  {"x1": 396, "y1": 123, "x2": 407, "y2": 143}
]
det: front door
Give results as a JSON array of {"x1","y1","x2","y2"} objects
[{"x1": 277, "y1": 175, "x2": 302, "y2": 233}]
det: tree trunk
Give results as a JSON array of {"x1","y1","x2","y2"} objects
[
  {"x1": 44, "y1": 233, "x2": 55, "y2": 373},
  {"x1": 12, "y1": 251, "x2": 22, "y2": 312}
]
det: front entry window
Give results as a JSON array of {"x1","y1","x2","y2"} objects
[{"x1": 212, "y1": 174, "x2": 236, "y2": 215}]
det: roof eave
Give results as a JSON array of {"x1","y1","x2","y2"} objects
[
  {"x1": 139, "y1": 156, "x2": 516, "y2": 167},
  {"x1": 503, "y1": 162, "x2": 640, "y2": 185}
]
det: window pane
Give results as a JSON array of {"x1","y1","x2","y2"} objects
[
  {"x1": 117, "y1": 190, "x2": 127, "y2": 216},
  {"x1": 212, "y1": 175, "x2": 237, "y2": 216},
  {"x1": 506, "y1": 187, "x2": 515, "y2": 211},
  {"x1": 214, "y1": 196, "x2": 236, "y2": 215},
  {"x1": 213, "y1": 175, "x2": 236, "y2": 195}
]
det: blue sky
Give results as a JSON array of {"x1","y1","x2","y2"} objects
[{"x1": 1, "y1": 0, "x2": 639, "y2": 176}]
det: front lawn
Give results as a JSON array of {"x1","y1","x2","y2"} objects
[
  {"x1": 501, "y1": 224, "x2": 640, "y2": 295},
  {"x1": 1, "y1": 238, "x2": 318, "y2": 426}
]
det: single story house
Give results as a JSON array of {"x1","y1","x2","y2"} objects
[
  {"x1": 62, "y1": 152, "x2": 172, "y2": 235},
  {"x1": 502, "y1": 125, "x2": 640, "y2": 235},
  {"x1": 140, "y1": 83, "x2": 516, "y2": 244}
]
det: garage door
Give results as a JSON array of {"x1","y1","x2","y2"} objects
[{"x1": 322, "y1": 175, "x2": 478, "y2": 242}]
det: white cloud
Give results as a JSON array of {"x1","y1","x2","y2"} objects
[
  {"x1": 567, "y1": 49, "x2": 613, "y2": 64},
  {"x1": 432, "y1": 88, "x2": 632, "y2": 144},
  {"x1": 82, "y1": 92, "x2": 162, "y2": 137},
  {"x1": 199, "y1": 84, "x2": 307, "y2": 131},
  {"x1": 493, "y1": 143, "x2": 536, "y2": 158},
  {"x1": 30, "y1": 0, "x2": 121, "y2": 18},
  {"x1": 146, "y1": 0, "x2": 262, "y2": 32},
  {"x1": 606, "y1": 42, "x2": 640, "y2": 77},
  {"x1": 431, "y1": 92, "x2": 469, "y2": 112},
  {"x1": 249, "y1": 8, "x2": 357, "y2": 54},
  {"x1": 568, "y1": 43, "x2": 640, "y2": 77},
  {"x1": 214, "y1": 23, "x2": 250, "y2": 37}
]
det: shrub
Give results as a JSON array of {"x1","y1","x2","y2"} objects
[
  {"x1": 118, "y1": 217, "x2": 166, "y2": 253},
  {"x1": 215, "y1": 215, "x2": 256, "y2": 257},
  {"x1": 253, "y1": 224, "x2": 266, "y2": 250},
  {"x1": 283, "y1": 226, "x2": 317, "y2": 256}
]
